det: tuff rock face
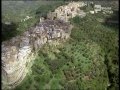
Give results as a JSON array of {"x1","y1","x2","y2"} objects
[{"x1": 2, "y1": 19, "x2": 73, "y2": 89}]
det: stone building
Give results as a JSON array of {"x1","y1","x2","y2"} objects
[
  {"x1": 102, "y1": 7, "x2": 113, "y2": 14},
  {"x1": 94, "y1": 4, "x2": 113, "y2": 14},
  {"x1": 47, "y1": 2, "x2": 86, "y2": 22},
  {"x1": 94, "y1": 5, "x2": 102, "y2": 13}
]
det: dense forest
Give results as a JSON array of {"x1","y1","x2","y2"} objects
[{"x1": 2, "y1": 1, "x2": 119, "y2": 90}]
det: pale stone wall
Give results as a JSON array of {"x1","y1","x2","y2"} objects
[
  {"x1": 21, "y1": 16, "x2": 32, "y2": 22},
  {"x1": 2, "y1": 19, "x2": 73, "y2": 89}
]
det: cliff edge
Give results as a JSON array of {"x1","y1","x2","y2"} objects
[{"x1": 2, "y1": 19, "x2": 73, "y2": 89}]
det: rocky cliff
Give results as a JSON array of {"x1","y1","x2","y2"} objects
[
  {"x1": 2, "y1": 19, "x2": 73, "y2": 89},
  {"x1": 2, "y1": 2, "x2": 87, "y2": 89}
]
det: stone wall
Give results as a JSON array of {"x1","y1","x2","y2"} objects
[{"x1": 2, "y1": 19, "x2": 73, "y2": 89}]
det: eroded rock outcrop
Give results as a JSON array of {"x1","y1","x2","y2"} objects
[
  {"x1": 2, "y1": 1, "x2": 87, "y2": 89},
  {"x1": 2, "y1": 19, "x2": 73, "y2": 89}
]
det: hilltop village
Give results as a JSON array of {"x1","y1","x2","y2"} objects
[
  {"x1": 21, "y1": 1, "x2": 113, "y2": 23},
  {"x1": 2, "y1": 1, "x2": 115, "y2": 89}
]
